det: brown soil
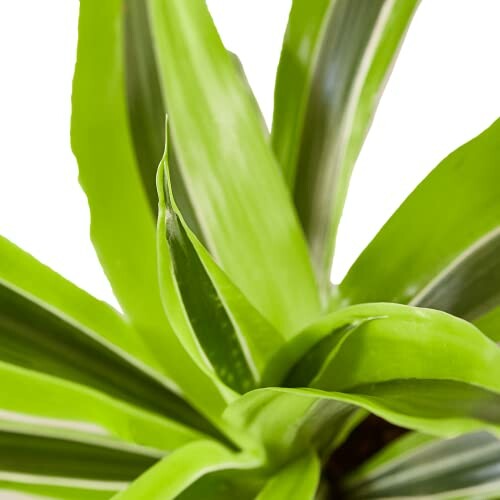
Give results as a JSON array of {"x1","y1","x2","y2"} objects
[{"x1": 327, "y1": 415, "x2": 407, "y2": 498}]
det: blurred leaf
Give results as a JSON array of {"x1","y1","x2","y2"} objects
[
  {"x1": 475, "y1": 307, "x2": 500, "y2": 342},
  {"x1": 255, "y1": 452, "x2": 320, "y2": 500},
  {"x1": 344, "y1": 431, "x2": 500, "y2": 498},
  {"x1": 114, "y1": 441, "x2": 261, "y2": 500},
  {"x1": 273, "y1": 0, "x2": 419, "y2": 291},
  {"x1": 341, "y1": 119, "x2": 500, "y2": 322},
  {"x1": 0, "y1": 475, "x2": 120, "y2": 500},
  {"x1": 148, "y1": 0, "x2": 320, "y2": 336},
  {"x1": 0, "y1": 429, "x2": 155, "y2": 482}
]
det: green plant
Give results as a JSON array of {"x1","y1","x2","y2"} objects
[{"x1": 1, "y1": 0, "x2": 500, "y2": 498}]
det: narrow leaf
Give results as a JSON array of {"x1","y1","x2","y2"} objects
[
  {"x1": 273, "y1": 0, "x2": 419, "y2": 290},
  {"x1": 0, "y1": 475, "x2": 120, "y2": 500},
  {"x1": 157, "y1": 159, "x2": 285, "y2": 394},
  {"x1": 0, "y1": 360, "x2": 202, "y2": 454},
  {"x1": 124, "y1": 0, "x2": 166, "y2": 213},
  {"x1": 148, "y1": 0, "x2": 320, "y2": 335},
  {"x1": 0, "y1": 237, "x2": 225, "y2": 440},
  {"x1": 344, "y1": 431, "x2": 500, "y2": 498},
  {"x1": 341, "y1": 119, "x2": 500, "y2": 322},
  {"x1": 72, "y1": 0, "x2": 232, "y2": 424}
]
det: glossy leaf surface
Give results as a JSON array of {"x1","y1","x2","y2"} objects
[
  {"x1": 227, "y1": 304, "x2": 500, "y2": 464},
  {"x1": 273, "y1": 0, "x2": 419, "y2": 290},
  {"x1": 148, "y1": 0, "x2": 320, "y2": 336},
  {"x1": 341, "y1": 119, "x2": 500, "y2": 321}
]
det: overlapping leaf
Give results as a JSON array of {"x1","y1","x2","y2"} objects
[
  {"x1": 344, "y1": 431, "x2": 500, "y2": 498},
  {"x1": 148, "y1": 0, "x2": 320, "y2": 336},
  {"x1": 226, "y1": 304, "x2": 500, "y2": 465},
  {"x1": 72, "y1": 0, "x2": 230, "y2": 424},
  {"x1": 0, "y1": 236, "x2": 225, "y2": 440},
  {"x1": 273, "y1": 0, "x2": 419, "y2": 291},
  {"x1": 157, "y1": 152, "x2": 285, "y2": 394}
]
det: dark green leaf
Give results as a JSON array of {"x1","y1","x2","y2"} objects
[
  {"x1": 344, "y1": 431, "x2": 500, "y2": 498},
  {"x1": 157, "y1": 157, "x2": 285, "y2": 394}
]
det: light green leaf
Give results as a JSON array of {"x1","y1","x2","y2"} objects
[
  {"x1": 72, "y1": 0, "x2": 233, "y2": 425},
  {"x1": 344, "y1": 431, "x2": 500, "y2": 499},
  {"x1": 475, "y1": 307, "x2": 500, "y2": 342},
  {"x1": 157, "y1": 153, "x2": 285, "y2": 394},
  {"x1": 226, "y1": 304, "x2": 500, "y2": 463},
  {"x1": 0, "y1": 237, "x2": 218, "y2": 437},
  {"x1": 0, "y1": 474, "x2": 120, "y2": 500},
  {"x1": 273, "y1": 0, "x2": 419, "y2": 291},
  {"x1": 0, "y1": 361, "x2": 202, "y2": 454},
  {"x1": 114, "y1": 441, "x2": 261, "y2": 500},
  {"x1": 72, "y1": 0, "x2": 165, "y2": 343},
  {"x1": 0, "y1": 430, "x2": 154, "y2": 483},
  {"x1": 341, "y1": 119, "x2": 500, "y2": 322},
  {"x1": 255, "y1": 451, "x2": 320, "y2": 500},
  {"x1": 148, "y1": 0, "x2": 320, "y2": 336}
]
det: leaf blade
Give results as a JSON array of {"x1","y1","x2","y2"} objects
[
  {"x1": 341, "y1": 119, "x2": 500, "y2": 321},
  {"x1": 273, "y1": 0, "x2": 419, "y2": 290},
  {"x1": 148, "y1": 0, "x2": 320, "y2": 335}
]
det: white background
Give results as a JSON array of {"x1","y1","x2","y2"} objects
[{"x1": 1, "y1": 0, "x2": 500, "y2": 310}]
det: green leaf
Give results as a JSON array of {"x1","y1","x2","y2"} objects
[
  {"x1": 72, "y1": 0, "x2": 165, "y2": 342},
  {"x1": 0, "y1": 361, "x2": 202, "y2": 454},
  {"x1": 148, "y1": 0, "x2": 320, "y2": 336},
  {"x1": 124, "y1": 0, "x2": 166, "y2": 214},
  {"x1": 226, "y1": 304, "x2": 500, "y2": 463},
  {"x1": 0, "y1": 475, "x2": 120, "y2": 500},
  {"x1": 255, "y1": 452, "x2": 320, "y2": 500},
  {"x1": 340, "y1": 119, "x2": 500, "y2": 322},
  {"x1": 0, "y1": 237, "x2": 219, "y2": 437},
  {"x1": 157, "y1": 153, "x2": 285, "y2": 394},
  {"x1": 272, "y1": 0, "x2": 419, "y2": 291},
  {"x1": 0, "y1": 429, "x2": 155, "y2": 482},
  {"x1": 344, "y1": 431, "x2": 500, "y2": 498},
  {"x1": 475, "y1": 307, "x2": 500, "y2": 342},
  {"x1": 72, "y1": 0, "x2": 233, "y2": 425},
  {"x1": 114, "y1": 441, "x2": 261, "y2": 500}
]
